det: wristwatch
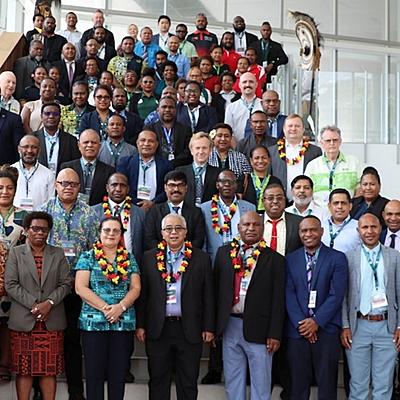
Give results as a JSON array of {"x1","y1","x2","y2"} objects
[{"x1": 47, "y1": 298, "x2": 55, "y2": 306}]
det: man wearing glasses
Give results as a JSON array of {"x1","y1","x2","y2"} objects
[
  {"x1": 40, "y1": 167, "x2": 98, "y2": 400},
  {"x1": 136, "y1": 213, "x2": 215, "y2": 400}
]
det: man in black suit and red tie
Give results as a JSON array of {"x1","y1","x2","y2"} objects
[
  {"x1": 136, "y1": 213, "x2": 215, "y2": 400},
  {"x1": 214, "y1": 211, "x2": 285, "y2": 400}
]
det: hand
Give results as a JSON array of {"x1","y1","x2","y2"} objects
[
  {"x1": 341, "y1": 328, "x2": 352, "y2": 349},
  {"x1": 266, "y1": 338, "x2": 280, "y2": 353},
  {"x1": 202, "y1": 331, "x2": 214, "y2": 343},
  {"x1": 393, "y1": 329, "x2": 400, "y2": 351},
  {"x1": 137, "y1": 200, "x2": 154, "y2": 210},
  {"x1": 33, "y1": 301, "x2": 52, "y2": 321},
  {"x1": 135, "y1": 328, "x2": 146, "y2": 343},
  {"x1": 298, "y1": 318, "x2": 319, "y2": 337},
  {"x1": 104, "y1": 304, "x2": 122, "y2": 324},
  {"x1": 307, "y1": 332, "x2": 318, "y2": 344},
  {"x1": 265, "y1": 63, "x2": 274, "y2": 74}
]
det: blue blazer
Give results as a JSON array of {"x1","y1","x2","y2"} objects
[
  {"x1": 201, "y1": 199, "x2": 255, "y2": 263},
  {"x1": 267, "y1": 114, "x2": 287, "y2": 140},
  {"x1": 285, "y1": 243, "x2": 348, "y2": 338},
  {"x1": 116, "y1": 154, "x2": 172, "y2": 205},
  {"x1": 78, "y1": 110, "x2": 113, "y2": 137}
]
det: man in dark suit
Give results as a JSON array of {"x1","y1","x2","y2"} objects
[
  {"x1": 286, "y1": 216, "x2": 348, "y2": 399},
  {"x1": 176, "y1": 132, "x2": 220, "y2": 207},
  {"x1": 35, "y1": 102, "x2": 81, "y2": 174},
  {"x1": 136, "y1": 213, "x2": 215, "y2": 400},
  {"x1": 145, "y1": 96, "x2": 192, "y2": 168},
  {"x1": 176, "y1": 81, "x2": 218, "y2": 133},
  {"x1": 80, "y1": 9, "x2": 115, "y2": 49},
  {"x1": 268, "y1": 114, "x2": 322, "y2": 197},
  {"x1": 380, "y1": 200, "x2": 400, "y2": 250},
  {"x1": 0, "y1": 107, "x2": 25, "y2": 165},
  {"x1": 231, "y1": 16, "x2": 258, "y2": 55},
  {"x1": 144, "y1": 170, "x2": 205, "y2": 250},
  {"x1": 42, "y1": 16, "x2": 68, "y2": 63},
  {"x1": 214, "y1": 211, "x2": 285, "y2": 400},
  {"x1": 262, "y1": 90, "x2": 287, "y2": 139},
  {"x1": 91, "y1": 26, "x2": 117, "y2": 66},
  {"x1": 249, "y1": 21, "x2": 288, "y2": 83},
  {"x1": 61, "y1": 128, "x2": 115, "y2": 206},
  {"x1": 117, "y1": 130, "x2": 172, "y2": 210}
]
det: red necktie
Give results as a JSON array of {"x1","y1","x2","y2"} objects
[{"x1": 269, "y1": 219, "x2": 281, "y2": 252}]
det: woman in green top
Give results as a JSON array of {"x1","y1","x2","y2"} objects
[{"x1": 75, "y1": 217, "x2": 141, "y2": 400}]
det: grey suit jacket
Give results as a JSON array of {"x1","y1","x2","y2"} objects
[
  {"x1": 268, "y1": 143, "x2": 322, "y2": 193},
  {"x1": 5, "y1": 243, "x2": 71, "y2": 332},
  {"x1": 342, "y1": 245, "x2": 400, "y2": 334}
]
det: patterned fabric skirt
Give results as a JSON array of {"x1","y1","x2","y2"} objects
[{"x1": 10, "y1": 322, "x2": 64, "y2": 376}]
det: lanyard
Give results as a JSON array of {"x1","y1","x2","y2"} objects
[
  {"x1": 241, "y1": 98, "x2": 256, "y2": 117},
  {"x1": 107, "y1": 140, "x2": 125, "y2": 165},
  {"x1": 140, "y1": 159, "x2": 154, "y2": 186},
  {"x1": 19, "y1": 160, "x2": 39, "y2": 197},
  {"x1": 45, "y1": 133, "x2": 57, "y2": 162},
  {"x1": 328, "y1": 218, "x2": 350, "y2": 248},
  {"x1": 362, "y1": 245, "x2": 382, "y2": 290},
  {"x1": 213, "y1": 65, "x2": 221, "y2": 75},
  {"x1": 162, "y1": 127, "x2": 174, "y2": 153},
  {"x1": 0, "y1": 206, "x2": 14, "y2": 235},
  {"x1": 324, "y1": 155, "x2": 339, "y2": 191},
  {"x1": 251, "y1": 173, "x2": 270, "y2": 210}
]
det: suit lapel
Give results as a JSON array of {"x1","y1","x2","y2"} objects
[
  {"x1": 40, "y1": 245, "x2": 54, "y2": 287},
  {"x1": 310, "y1": 245, "x2": 326, "y2": 289},
  {"x1": 38, "y1": 130, "x2": 48, "y2": 167},
  {"x1": 285, "y1": 213, "x2": 294, "y2": 253},
  {"x1": 0, "y1": 110, "x2": 6, "y2": 133},
  {"x1": 22, "y1": 243, "x2": 40, "y2": 286},
  {"x1": 382, "y1": 245, "x2": 390, "y2": 288},
  {"x1": 57, "y1": 132, "x2": 65, "y2": 168},
  {"x1": 91, "y1": 162, "x2": 103, "y2": 192}
]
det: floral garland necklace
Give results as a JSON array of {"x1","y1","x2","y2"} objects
[
  {"x1": 93, "y1": 241, "x2": 130, "y2": 285},
  {"x1": 102, "y1": 196, "x2": 132, "y2": 231},
  {"x1": 156, "y1": 240, "x2": 193, "y2": 283},
  {"x1": 229, "y1": 237, "x2": 267, "y2": 277},
  {"x1": 277, "y1": 137, "x2": 310, "y2": 165},
  {"x1": 210, "y1": 194, "x2": 237, "y2": 235}
]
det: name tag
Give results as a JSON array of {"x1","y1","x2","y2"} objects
[
  {"x1": 240, "y1": 278, "x2": 250, "y2": 296},
  {"x1": 61, "y1": 240, "x2": 76, "y2": 258},
  {"x1": 166, "y1": 284, "x2": 177, "y2": 304},
  {"x1": 308, "y1": 290, "x2": 317, "y2": 309},
  {"x1": 372, "y1": 292, "x2": 388, "y2": 309},
  {"x1": 168, "y1": 153, "x2": 175, "y2": 161},
  {"x1": 20, "y1": 198, "x2": 34, "y2": 211},
  {"x1": 137, "y1": 185, "x2": 151, "y2": 200},
  {"x1": 262, "y1": 61, "x2": 269, "y2": 69},
  {"x1": 48, "y1": 163, "x2": 56, "y2": 173}
]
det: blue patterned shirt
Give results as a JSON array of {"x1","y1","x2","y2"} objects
[{"x1": 75, "y1": 249, "x2": 139, "y2": 331}]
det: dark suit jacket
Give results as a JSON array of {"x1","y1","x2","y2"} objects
[
  {"x1": 176, "y1": 102, "x2": 218, "y2": 133},
  {"x1": 80, "y1": 27, "x2": 115, "y2": 49},
  {"x1": 35, "y1": 129, "x2": 81, "y2": 174},
  {"x1": 285, "y1": 244, "x2": 348, "y2": 338},
  {"x1": 52, "y1": 59, "x2": 85, "y2": 98},
  {"x1": 116, "y1": 154, "x2": 172, "y2": 205},
  {"x1": 231, "y1": 31, "x2": 258, "y2": 51},
  {"x1": 0, "y1": 109, "x2": 25, "y2": 165},
  {"x1": 351, "y1": 195, "x2": 389, "y2": 227},
  {"x1": 211, "y1": 92, "x2": 241, "y2": 122},
  {"x1": 77, "y1": 56, "x2": 106, "y2": 73},
  {"x1": 136, "y1": 247, "x2": 215, "y2": 344},
  {"x1": 215, "y1": 244, "x2": 285, "y2": 343},
  {"x1": 124, "y1": 111, "x2": 144, "y2": 146},
  {"x1": 268, "y1": 143, "x2": 322, "y2": 193},
  {"x1": 175, "y1": 164, "x2": 221, "y2": 206},
  {"x1": 78, "y1": 110, "x2": 113, "y2": 137},
  {"x1": 60, "y1": 158, "x2": 115, "y2": 206},
  {"x1": 267, "y1": 114, "x2": 287, "y2": 139},
  {"x1": 144, "y1": 201, "x2": 205, "y2": 250},
  {"x1": 151, "y1": 33, "x2": 173, "y2": 47},
  {"x1": 144, "y1": 120, "x2": 193, "y2": 168}
]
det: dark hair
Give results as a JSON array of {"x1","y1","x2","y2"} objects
[
  {"x1": 121, "y1": 35, "x2": 135, "y2": 44},
  {"x1": 186, "y1": 80, "x2": 201, "y2": 91},
  {"x1": 23, "y1": 211, "x2": 53, "y2": 230},
  {"x1": 108, "y1": 113, "x2": 126, "y2": 126},
  {"x1": 72, "y1": 80, "x2": 89, "y2": 93},
  {"x1": 141, "y1": 68, "x2": 156, "y2": 80},
  {"x1": 94, "y1": 84, "x2": 112, "y2": 98},
  {"x1": 33, "y1": 13, "x2": 44, "y2": 22},
  {"x1": 261, "y1": 21, "x2": 271, "y2": 27},
  {"x1": 213, "y1": 123, "x2": 233, "y2": 135},
  {"x1": 164, "y1": 170, "x2": 188, "y2": 185},
  {"x1": 84, "y1": 56, "x2": 100, "y2": 71},
  {"x1": 221, "y1": 31, "x2": 234, "y2": 41},
  {"x1": 328, "y1": 188, "x2": 351, "y2": 203},
  {"x1": 176, "y1": 78, "x2": 187, "y2": 88},
  {"x1": 94, "y1": 26, "x2": 106, "y2": 33},
  {"x1": 220, "y1": 71, "x2": 236, "y2": 83},
  {"x1": 300, "y1": 215, "x2": 321, "y2": 226},
  {"x1": 41, "y1": 101, "x2": 61, "y2": 114},
  {"x1": 237, "y1": 56, "x2": 250, "y2": 65},
  {"x1": 159, "y1": 95, "x2": 177, "y2": 106},
  {"x1": 44, "y1": 16, "x2": 55, "y2": 23},
  {"x1": 361, "y1": 166, "x2": 381, "y2": 185},
  {"x1": 199, "y1": 55, "x2": 213, "y2": 65},
  {"x1": 155, "y1": 50, "x2": 168, "y2": 59},
  {"x1": 245, "y1": 47, "x2": 258, "y2": 56},
  {"x1": 263, "y1": 182, "x2": 285, "y2": 197},
  {"x1": 66, "y1": 12, "x2": 77, "y2": 18},
  {"x1": 162, "y1": 60, "x2": 178, "y2": 74},
  {"x1": 29, "y1": 40, "x2": 43, "y2": 49},
  {"x1": 0, "y1": 165, "x2": 18, "y2": 189},
  {"x1": 158, "y1": 15, "x2": 171, "y2": 24},
  {"x1": 98, "y1": 217, "x2": 123, "y2": 234},
  {"x1": 290, "y1": 174, "x2": 314, "y2": 189},
  {"x1": 250, "y1": 144, "x2": 270, "y2": 158},
  {"x1": 210, "y1": 44, "x2": 223, "y2": 53},
  {"x1": 32, "y1": 65, "x2": 48, "y2": 76},
  {"x1": 100, "y1": 70, "x2": 114, "y2": 80},
  {"x1": 176, "y1": 23, "x2": 187, "y2": 31},
  {"x1": 250, "y1": 110, "x2": 267, "y2": 120}
]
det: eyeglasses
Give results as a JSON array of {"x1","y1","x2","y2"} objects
[
  {"x1": 162, "y1": 225, "x2": 186, "y2": 234},
  {"x1": 263, "y1": 195, "x2": 285, "y2": 203},
  {"x1": 166, "y1": 182, "x2": 186, "y2": 189},
  {"x1": 217, "y1": 178, "x2": 237, "y2": 186},
  {"x1": 95, "y1": 95, "x2": 111, "y2": 101},
  {"x1": 184, "y1": 89, "x2": 200, "y2": 94},
  {"x1": 56, "y1": 181, "x2": 80, "y2": 188},
  {"x1": 101, "y1": 228, "x2": 122, "y2": 235},
  {"x1": 42, "y1": 111, "x2": 60, "y2": 117},
  {"x1": 29, "y1": 226, "x2": 49, "y2": 233}
]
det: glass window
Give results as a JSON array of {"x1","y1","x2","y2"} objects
[
  {"x1": 62, "y1": 0, "x2": 105, "y2": 8},
  {"x1": 389, "y1": 56, "x2": 400, "y2": 144},
  {"x1": 107, "y1": 0, "x2": 163, "y2": 15},
  {"x1": 389, "y1": 0, "x2": 400, "y2": 42}
]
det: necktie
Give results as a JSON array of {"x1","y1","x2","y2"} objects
[
  {"x1": 142, "y1": 45, "x2": 148, "y2": 64},
  {"x1": 306, "y1": 252, "x2": 315, "y2": 316},
  {"x1": 68, "y1": 62, "x2": 74, "y2": 86},
  {"x1": 390, "y1": 233, "x2": 396, "y2": 249},
  {"x1": 269, "y1": 219, "x2": 281, "y2": 251},
  {"x1": 172, "y1": 206, "x2": 180, "y2": 214},
  {"x1": 84, "y1": 163, "x2": 93, "y2": 192},
  {"x1": 194, "y1": 166, "x2": 204, "y2": 206},
  {"x1": 190, "y1": 110, "x2": 197, "y2": 133}
]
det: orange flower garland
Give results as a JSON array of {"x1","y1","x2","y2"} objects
[
  {"x1": 156, "y1": 240, "x2": 193, "y2": 283},
  {"x1": 277, "y1": 137, "x2": 310, "y2": 165},
  {"x1": 229, "y1": 237, "x2": 267, "y2": 277},
  {"x1": 102, "y1": 196, "x2": 132, "y2": 231},
  {"x1": 210, "y1": 194, "x2": 238, "y2": 235},
  {"x1": 93, "y1": 241, "x2": 130, "y2": 285}
]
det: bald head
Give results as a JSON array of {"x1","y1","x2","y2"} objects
[
  {"x1": 357, "y1": 213, "x2": 382, "y2": 248},
  {"x1": 238, "y1": 211, "x2": 263, "y2": 245},
  {"x1": 239, "y1": 72, "x2": 257, "y2": 98},
  {"x1": 383, "y1": 200, "x2": 400, "y2": 233}
]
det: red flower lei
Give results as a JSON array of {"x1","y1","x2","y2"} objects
[
  {"x1": 210, "y1": 194, "x2": 238, "y2": 235},
  {"x1": 277, "y1": 137, "x2": 310, "y2": 165},
  {"x1": 93, "y1": 241, "x2": 130, "y2": 285},
  {"x1": 156, "y1": 240, "x2": 193, "y2": 283},
  {"x1": 229, "y1": 237, "x2": 267, "y2": 277},
  {"x1": 102, "y1": 196, "x2": 132, "y2": 231}
]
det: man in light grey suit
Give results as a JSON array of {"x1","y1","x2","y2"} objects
[
  {"x1": 268, "y1": 114, "x2": 321, "y2": 199},
  {"x1": 341, "y1": 213, "x2": 400, "y2": 400}
]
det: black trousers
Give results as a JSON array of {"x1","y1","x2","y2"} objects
[
  {"x1": 146, "y1": 320, "x2": 202, "y2": 400},
  {"x1": 286, "y1": 332, "x2": 340, "y2": 400},
  {"x1": 207, "y1": 338, "x2": 223, "y2": 373},
  {"x1": 64, "y1": 292, "x2": 84, "y2": 396},
  {"x1": 272, "y1": 339, "x2": 291, "y2": 399},
  {"x1": 82, "y1": 330, "x2": 134, "y2": 400}
]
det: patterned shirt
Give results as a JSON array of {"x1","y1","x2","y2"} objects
[
  {"x1": 40, "y1": 197, "x2": 98, "y2": 268},
  {"x1": 75, "y1": 249, "x2": 139, "y2": 331}
]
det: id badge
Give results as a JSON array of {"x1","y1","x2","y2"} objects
[
  {"x1": 240, "y1": 278, "x2": 250, "y2": 296},
  {"x1": 168, "y1": 153, "x2": 175, "y2": 161},
  {"x1": 308, "y1": 290, "x2": 317, "y2": 309},
  {"x1": 137, "y1": 185, "x2": 151, "y2": 200},
  {"x1": 195, "y1": 197, "x2": 202, "y2": 208},
  {"x1": 20, "y1": 198, "x2": 34, "y2": 211},
  {"x1": 371, "y1": 292, "x2": 388, "y2": 309},
  {"x1": 262, "y1": 61, "x2": 269, "y2": 69},
  {"x1": 166, "y1": 284, "x2": 177, "y2": 304},
  {"x1": 61, "y1": 240, "x2": 76, "y2": 259}
]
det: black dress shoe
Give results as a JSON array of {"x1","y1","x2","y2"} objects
[
  {"x1": 125, "y1": 371, "x2": 135, "y2": 383},
  {"x1": 68, "y1": 394, "x2": 86, "y2": 400},
  {"x1": 201, "y1": 371, "x2": 222, "y2": 384},
  {"x1": 33, "y1": 389, "x2": 42, "y2": 400}
]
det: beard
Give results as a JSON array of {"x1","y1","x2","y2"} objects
[
  {"x1": 113, "y1": 103, "x2": 126, "y2": 112},
  {"x1": 233, "y1": 26, "x2": 245, "y2": 33},
  {"x1": 293, "y1": 195, "x2": 313, "y2": 207}
]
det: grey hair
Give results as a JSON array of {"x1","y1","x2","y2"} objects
[
  {"x1": 319, "y1": 125, "x2": 342, "y2": 141},
  {"x1": 161, "y1": 213, "x2": 187, "y2": 229}
]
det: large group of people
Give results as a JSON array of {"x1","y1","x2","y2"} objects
[{"x1": 0, "y1": 6, "x2": 398, "y2": 400}]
